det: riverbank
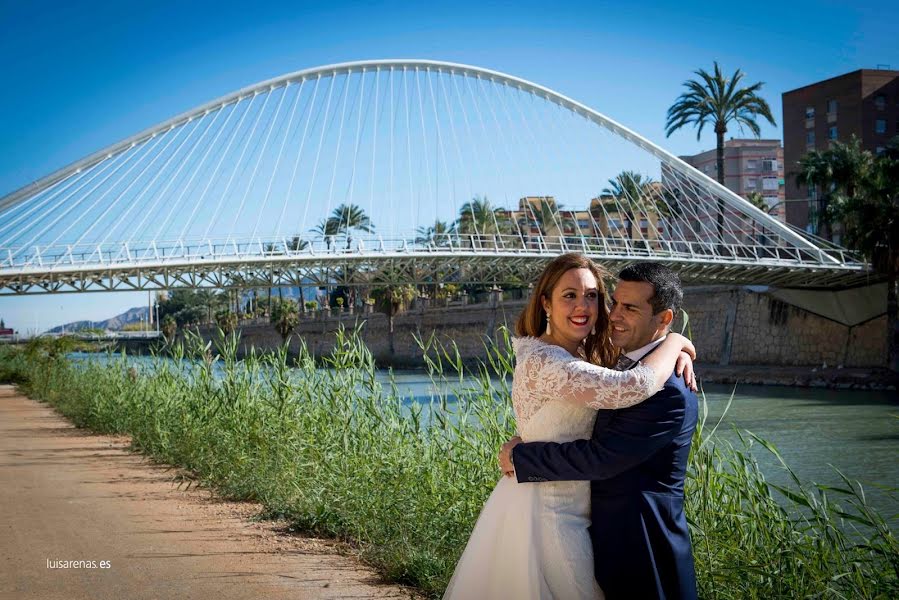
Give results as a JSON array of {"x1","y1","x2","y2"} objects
[{"x1": 697, "y1": 363, "x2": 899, "y2": 390}]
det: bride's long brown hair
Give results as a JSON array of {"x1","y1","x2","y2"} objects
[{"x1": 515, "y1": 253, "x2": 616, "y2": 368}]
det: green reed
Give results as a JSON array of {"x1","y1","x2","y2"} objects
[{"x1": 1, "y1": 331, "x2": 896, "y2": 598}]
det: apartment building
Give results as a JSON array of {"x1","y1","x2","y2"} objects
[
  {"x1": 678, "y1": 139, "x2": 786, "y2": 222},
  {"x1": 782, "y1": 68, "x2": 899, "y2": 235}
]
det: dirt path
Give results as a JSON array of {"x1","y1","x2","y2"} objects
[{"x1": 0, "y1": 385, "x2": 418, "y2": 600}]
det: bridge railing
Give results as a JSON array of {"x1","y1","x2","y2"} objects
[{"x1": 1, "y1": 231, "x2": 859, "y2": 274}]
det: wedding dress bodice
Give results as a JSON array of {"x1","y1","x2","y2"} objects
[{"x1": 511, "y1": 336, "x2": 658, "y2": 443}]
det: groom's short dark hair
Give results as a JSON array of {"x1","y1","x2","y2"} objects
[{"x1": 618, "y1": 263, "x2": 683, "y2": 316}]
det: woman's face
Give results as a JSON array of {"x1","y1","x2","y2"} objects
[{"x1": 541, "y1": 267, "x2": 601, "y2": 346}]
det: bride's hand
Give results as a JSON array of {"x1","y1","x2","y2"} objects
[
  {"x1": 498, "y1": 436, "x2": 522, "y2": 477},
  {"x1": 668, "y1": 332, "x2": 696, "y2": 361},
  {"x1": 675, "y1": 351, "x2": 698, "y2": 392}
]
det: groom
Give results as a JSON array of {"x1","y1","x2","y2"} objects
[{"x1": 499, "y1": 262, "x2": 698, "y2": 600}]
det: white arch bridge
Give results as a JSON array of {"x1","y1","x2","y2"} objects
[{"x1": 0, "y1": 60, "x2": 874, "y2": 295}]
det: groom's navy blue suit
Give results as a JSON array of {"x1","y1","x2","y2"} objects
[{"x1": 512, "y1": 358, "x2": 699, "y2": 600}]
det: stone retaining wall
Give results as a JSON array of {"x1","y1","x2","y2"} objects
[
  {"x1": 681, "y1": 286, "x2": 886, "y2": 368},
  {"x1": 190, "y1": 286, "x2": 886, "y2": 368}
]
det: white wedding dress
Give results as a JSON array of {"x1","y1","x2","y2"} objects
[{"x1": 443, "y1": 336, "x2": 658, "y2": 600}]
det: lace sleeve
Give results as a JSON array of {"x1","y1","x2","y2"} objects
[{"x1": 520, "y1": 342, "x2": 660, "y2": 411}]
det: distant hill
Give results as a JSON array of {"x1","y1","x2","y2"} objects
[{"x1": 48, "y1": 306, "x2": 149, "y2": 333}]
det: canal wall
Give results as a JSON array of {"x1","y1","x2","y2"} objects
[
  {"x1": 680, "y1": 286, "x2": 886, "y2": 368},
  {"x1": 186, "y1": 285, "x2": 886, "y2": 369}
]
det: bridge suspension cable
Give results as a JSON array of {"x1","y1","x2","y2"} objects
[{"x1": 0, "y1": 59, "x2": 871, "y2": 295}]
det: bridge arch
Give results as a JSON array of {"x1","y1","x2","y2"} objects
[{"x1": 0, "y1": 60, "x2": 869, "y2": 294}]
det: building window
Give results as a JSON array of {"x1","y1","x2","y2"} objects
[
  {"x1": 876, "y1": 119, "x2": 887, "y2": 134},
  {"x1": 806, "y1": 131, "x2": 816, "y2": 145},
  {"x1": 745, "y1": 178, "x2": 757, "y2": 189},
  {"x1": 827, "y1": 99, "x2": 838, "y2": 114},
  {"x1": 828, "y1": 126, "x2": 838, "y2": 140},
  {"x1": 875, "y1": 94, "x2": 886, "y2": 110},
  {"x1": 762, "y1": 159, "x2": 778, "y2": 172},
  {"x1": 746, "y1": 159, "x2": 758, "y2": 170},
  {"x1": 762, "y1": 178, "x2": 779, "y2": 191},
  {"x1": 805, "y1": 106, "x2": 815, "y2": 119}
]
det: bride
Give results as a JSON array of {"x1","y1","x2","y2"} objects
[{"x1": 443, "y1": 253, "x2": 695, "y2": 600}]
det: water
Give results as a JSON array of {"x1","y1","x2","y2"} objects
[
  {"x1": 699, "y1": 383, "x2": 898, "y2": 519},
  {"x1": 70, "y1": 353, "x2": 897, "y2": 518}
]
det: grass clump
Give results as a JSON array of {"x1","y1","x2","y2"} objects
[{"x1": 1, "y1": 330, "x2": 896, "y2": 598}]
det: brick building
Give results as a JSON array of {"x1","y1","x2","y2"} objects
[
  {"x1": 782, "y1": 68, "x2": 899, "y2": 236},
  {"x1": 678, "y1": 139, "x2": 786, "y2": 222}
]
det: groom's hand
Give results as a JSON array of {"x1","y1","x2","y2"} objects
[{"x1": 498, "y1": 436, "x2": 522, "y2": 477}]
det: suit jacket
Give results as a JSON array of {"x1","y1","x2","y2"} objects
[{"x1": 512, "y1": 368, "x2": 699, "y2": 600}]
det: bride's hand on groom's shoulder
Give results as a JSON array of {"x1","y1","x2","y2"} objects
[
  {"x1": 675, "y1": 351, "x2": 698, "y2": 392},
  {"x1": 498, "y1": 436, "x2": 522, "y2": 478},
  {"x1": 668, "y1": 332, "x2": 696, "y2": 361}
]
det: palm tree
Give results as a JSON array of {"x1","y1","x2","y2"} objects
[
  {"x1": 415, "y1": 220, "x2": 454, "y2": 246},
  {"x1": 311, "y1": 218, "x2": 340, "y2": 250},
  {"x1": 288, "y1": 235, "x2": 309, "y2": 251},
  {"x1": 528, "y1": 198, "x2": 560, "y2": 235},
  {"x1": 665, "y1": 62, "x2": 776, "y2": 237},
  {"x1": 796, "y1": 135, "x2": 872, "y2": 238},
  {"x1": 194, "y1": 289, "x2": 226, "y2": 324},
  {"x1": 372, "y1": 285, "x2": 418, "y2": 356},
  {"x1": 744, "y1": 191, "x2": 771, "y2": 244},
  {"x1": 329, "y1": 203, "x2": 374, "y2": 248},
  {"x1": 602, "y1": 171, "x2": 655, "y2": 242},
  {"x1": 457, "y1": 195, "x2": 508, "y2": 235},
  {"x1": 796, "y1": 136, "x2": 899, "y2": 370},
  {"x1": 270, "y1": 298, "x2": 299, "y2": 342}
]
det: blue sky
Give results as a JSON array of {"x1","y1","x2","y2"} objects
[{"x1": 1, "y1": 0, "x2": 897, "y2": 333}]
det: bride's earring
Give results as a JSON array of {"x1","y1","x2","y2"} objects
[
  {"x1": 545, "y1": 312, "x2": 552, "y2": 335},
  {"x1": 590, "y1": 323, "x2": 596, "y2": 336}
]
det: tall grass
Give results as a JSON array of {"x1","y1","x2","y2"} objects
[{"x1": 1, "y1": 331, "x2": 896, "y2": 598}]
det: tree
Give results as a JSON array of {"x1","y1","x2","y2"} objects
[
  {"x1": 665, "y1": 62, "x2": 776, "y2": 237},
  {"x1": 524, "y1": 198, "x2": 564, "y2": 238},
  {"x1": 744, "y1": 191, "x2": 771, "y2": 244},
  {"x1": 288, "y1": 235, "x2": 309, "y2": 251},
  {"x1": 270, "y1": 298, "x2": 299, "y2": 342},
  {"x1": 602, "y1": 171, "x2": 656, "y2": 242},
  {"x1": 372, "y1": 285, "x2": 418, "y2": 356},
  {"x1": 415, "y1": 220, "x2": 454, "y2": 246},
  {"x1": 796, "y1": 135, "x2": 872, "y2": 239},
  {"x1": 456, "y1": 195, "x2": 509, "y2": 236},
  {"x1": 329, "y1": 203, "x2": 374, "y2": 248},
  {"x1": 311, "y1": 218, "x2": 340, "y2": 250},
  {"x1": 157, "y1": 289, "x2": 210, "y2": 326},
  {"x1": 796, "y1": 135, "x2": 899, "y2": 371},
  {"x1": 161, "y1": 315, "x2": 177, "y2": 343},
  {"x1": 215, "y1": 310, "x2": 238, "y2": 335}
]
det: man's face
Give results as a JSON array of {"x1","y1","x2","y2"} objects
[{"x1": 609, "y1": 280, "x2": 669, "y2": 352}]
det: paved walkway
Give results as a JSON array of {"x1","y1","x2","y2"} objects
[{"x1": 0, "y1": 385, "x2": 416, "y2": 599}]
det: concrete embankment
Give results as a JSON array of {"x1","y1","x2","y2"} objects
[{"x1": 117, "y1": 284, "x2": 890, "y2": 388}]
